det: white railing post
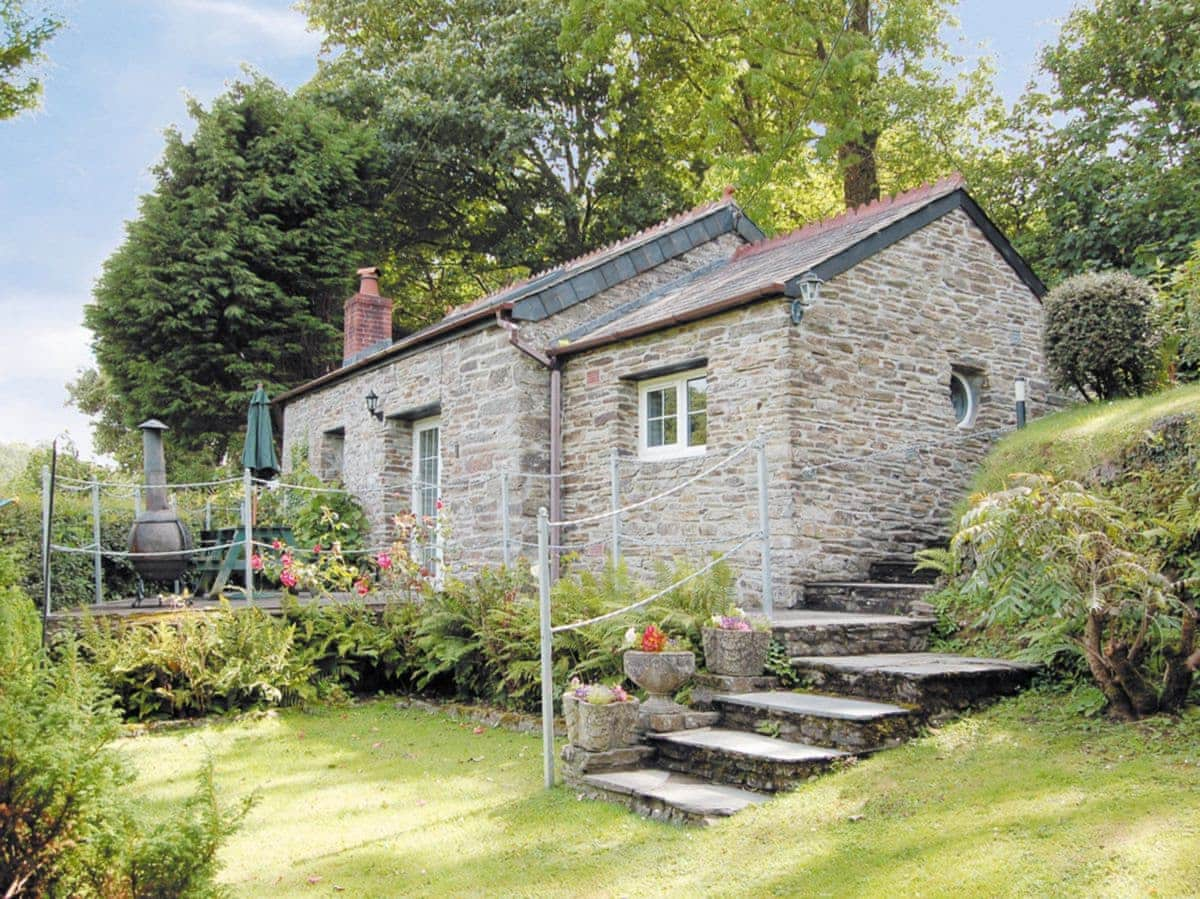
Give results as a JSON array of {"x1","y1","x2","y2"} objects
[
  {"x1": 91, "y1": 478, "x2": 103, "y2": 605},
  {"x1": 757, "y1": 435, "x2": 774, "y2": 623},
  {"x1": 243, "y1": 467, "x2": 254, "y2": 604},
  {"x1": 133, "y1": 484, "x2": 143, "y2": 517},
  {"x1": 609, "y1": 449, "x2": 621, "y2": 568},
  {"x1": 537, "y1": 506, "x2": 555, "y2": 789},
  {"x1": 41, "y1": 465, "x2": 52, "y2": 623},
  {"x1": 204, "y1": 499, "x2": 212, "y2": 531},
  {"x1": 500, "y1": 473, "x2": 511, "y2": 568}
]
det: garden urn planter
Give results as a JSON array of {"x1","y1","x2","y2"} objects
[
  {"x1": 701, "y1": 627, "x2": 771, "y2": 677},
  {"x1": 562, "y1": 693, "x2": 640, "y2": 752},
  {"x1": 623, "y1": 650, "x2": 695, "y2": 725}
]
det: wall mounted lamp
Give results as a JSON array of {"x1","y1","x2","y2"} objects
[
  {"x1": 365, "y1": 389, "x2": 384, "y2": 421},
  {"x1": 789, "y1": 271, "x2": 824, "y2": 325}
]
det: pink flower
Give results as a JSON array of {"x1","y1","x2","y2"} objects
[
  {"x1": 271, "y1": 538, "x2": 282, "y2": 550},
  {"x1": 281, "y1": 553, "x2": 294, "y2": 569},
  {"x1": 312, "y1": 543, "x2": 322, "y2": 556},
  {"x1": 435, "y1": 499, "x2": 444, "y2": 511},
  {"x1": 418, "y1": 566, "x2": 430, "y2": 579},
  {"x1": 354, "y1": 578, "x2": 370, "y2": 596},
  {"x1": 250, "y1": 553, "x2": 264, "y2": 572},
  {"x1": 280, "y1": 569, "x2": 298, "y2": 588},
  {"x1": 376, "y1": 552, "x2": 393, "y2": 570}
]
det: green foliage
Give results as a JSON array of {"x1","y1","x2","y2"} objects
[
  {"x1": 302, "y1": 0, "x2": 694, "y2": 329},
  {"x1": 1043, "y1": 271, "x2": 1161, "y2": 401},
  {"x1": 83, "y1": 75, "x2": 390, "y2": 463},
  {"x1": 263, "y1": 460, "x2": 370, "y2": 551},
  {"x1": 940, "y1": 472, "x2": 1196, "y2": 719},
  {"x1": 764, "y1": 639, "x2": 801, "y2": 688},
  {"x1": 1163, "y1": 241, "x2": 1200, "y2": 381},
  {"x1": 564, "y1": 0, "x2": 1002, "y2": 218},
  {"x1": 0, "y1": 0, "x2": 60, "y2": 120},
  {"x1": 989, "y1": 0, "x2": 1200, "y2": 283},
  {"x1": 77, "y1": 604, "x2": 318, "y2": 719}
]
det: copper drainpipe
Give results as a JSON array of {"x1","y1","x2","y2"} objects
[{"x1": 496, "y1": 312, "x2": 562, "y2": 579}]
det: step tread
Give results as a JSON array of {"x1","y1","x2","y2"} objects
[
  {"x1": 772, "y1": 610, "x2": 932, "y2": 628},
  {"x1": 714, "y1": 690, "x2": 912, "y2": 720},
  {"x1": 790, "y1": 652, "x2": 1038, "y2": 678},
  {"x1": 582, "y1": 768, "x2": 768, "y2": 817},
  {"x1": 806, "y1": 581, "x2": 936, "y2": 592},
  {"x1": 647, "y1": 726, "x2": 847, "y2": 762}
]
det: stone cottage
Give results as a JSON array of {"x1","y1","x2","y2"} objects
[{"x1": 276, "y1": 175, "x2": 1050, "y2": 604}]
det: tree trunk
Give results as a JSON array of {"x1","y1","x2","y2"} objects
[
  {"x1": 1082, "y1": 612, "x2": 1137, "y2": 721},
  {"x1": 1160, "y1": 605, "x2": 1198, "y2": 712},
  {"x1": 838, "y1": 0, "x2": 880, "y2": 208}
]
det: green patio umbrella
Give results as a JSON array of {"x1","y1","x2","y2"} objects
[{"x1": 241, "y1": 384, "x2": 280, "y2": 480}]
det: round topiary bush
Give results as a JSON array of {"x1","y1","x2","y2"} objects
[{"x1": 1043, "y1": 271, "x2": 1160, "y2": 401}]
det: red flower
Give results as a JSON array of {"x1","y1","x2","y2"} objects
[
  {"x1": 281, "y1": 553, "x2": 293, "y2": 569},
  {"x1": 418, "y1": 566, "x2": 431, "y2": 579},
  {"x1": 354, "y1": 578, "x2": 370, "y2": 596},
  {"x1": 639, "y1": 624, "x2": 668, "y2": 653},
  {"x1": 312, "y1": 543, "x2": 322, "y2": 556},
  {"x1": 280, "y1": 569, "x2": 297, "y2": 589},
  {"x1": 271, "y1": 538, "x2": 282, "y2": 550},
  {"x1": 250, "y1": 553, "x2": 264, "y2": 572},
  {"x1": 376, "y1": 552, "x2": 393, "y2": 570},
  {"x1": 435, "y1": 499, "x2": 444, "y2": 511}
]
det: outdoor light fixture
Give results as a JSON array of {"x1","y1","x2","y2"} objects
[
  {"x1": 365, "y1": 389, "x2": 383, "y2": 422},
  {"x1": 789, "y1": 271, "x2": 824, "y2": 325}
]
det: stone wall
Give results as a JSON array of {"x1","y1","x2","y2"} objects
[
  {"x1": 279, "y1": 231, "x2": 749, "y2": 570},
  {"x1": 558, "y1": 207, "x2": 1050, "y2": 606}
]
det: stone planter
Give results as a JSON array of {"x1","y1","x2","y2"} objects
[
  {"x1": 562, "y1": 693, "x2": 639, "y2": 752},
  {"x1": 623, "y1": 650, "x2": 695, "y2": 728},
  {"x1": 702, "y1": 627, "x2": 771, "y2": 677}
]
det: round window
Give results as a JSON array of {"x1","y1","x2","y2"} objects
[{"x1": 950, "y1": 372, "x2": 975, "y2": 427}]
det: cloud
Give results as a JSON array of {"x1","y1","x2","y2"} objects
[{"x1": 168, "y1": 0, "x2": 323, "y2": 57}]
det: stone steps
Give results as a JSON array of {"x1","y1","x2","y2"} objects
[
  {"x1": 789, "y1": 652, "x2": 1038, "y2": 714},
  {"x1": 712, "y1": 690, "x2": 919, "y2": 754},
  {"x1": 801, "y1": 582, "x2": 937, "y2": 617},
  {"x1": 772, "y1": 609, "x2": 933, "y2": 657},
  {"x1": 579, "y1": 768, "x2": 769, "y2": 826},
  {"x1": 647, "y1": 727, "x2": 846, "y2": 792}
]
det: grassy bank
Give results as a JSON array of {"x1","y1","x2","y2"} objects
[
  {"x1": 120, "y1": 694, "x2": 1200, "y2": 897},
  {"x1": 967, "y1": 383, "x2": 1200, "y2": 498}
]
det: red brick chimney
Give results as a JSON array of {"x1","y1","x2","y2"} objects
[{"x1": 343, "y1": 266, "x2": 393, "y2": 364}]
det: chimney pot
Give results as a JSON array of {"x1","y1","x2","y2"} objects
[{"x1": 356, "y1": 266, "x2": 381, "y2": 296}]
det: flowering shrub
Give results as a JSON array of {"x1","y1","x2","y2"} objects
[{"x1": 568, "y1": 677, "x2": 632, "y2": 705}]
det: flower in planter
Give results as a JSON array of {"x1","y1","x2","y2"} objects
[
  {"x1": 710, "y1": 605, "x2": 770, "y2": 632},
  {"x1": 569, "y1": 678, "x2": 632, "y2": 705},
  {"x1": 625, "y1": 623, "x2": 674, "y2": 652}
]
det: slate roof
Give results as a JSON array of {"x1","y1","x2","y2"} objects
[
  {"x1": 551, "y1": 176, "x2": 1045, "y2": 357},
  {"x1": 439, "y1": 195, "x2": 764, "y2": 326}
]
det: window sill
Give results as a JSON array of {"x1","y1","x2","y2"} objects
[{"x1": 637, "y1": 444, "x2": 708, "y2": 462}]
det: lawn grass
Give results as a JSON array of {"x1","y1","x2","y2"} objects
[
  {"x1": 120, "y1": 692, "x2": 1200, "y2": 897},
  {"x1": 965, "y1": 383, "x2": 1200, "y2": 503}
]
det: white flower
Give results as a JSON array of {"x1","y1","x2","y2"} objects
[{"x1": 624, "y1": 626, "x2": 637, "y2": 646}]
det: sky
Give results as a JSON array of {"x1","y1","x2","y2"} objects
[{"x1": 0, "y1": 0, "x2": 1078, "y2": 462}]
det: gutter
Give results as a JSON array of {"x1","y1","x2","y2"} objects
[
  {"x1": 497, "y1": 312, "x2": 562, "y2": 579},
  {"x1": 547, "y1": 282, "x2": 788, "y2": 359}
]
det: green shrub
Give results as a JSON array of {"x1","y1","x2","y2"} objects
[
  {"x1": 1, "y1": 574, "x2": 249, "y2": 896},
  {"x1": 1043, "y1": 271, "x2": 1161, "y2": 400},
  {"x1": 77, "y1": 604, "x2": 317, "y2": 719}
]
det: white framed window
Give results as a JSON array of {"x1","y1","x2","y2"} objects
[
  {"x1": 950, "y1": 370, "x2": 981, "y2": 428},
  {"x1": 638, "y1": 369, "x2": 707, "y2": 460},
  {"x1": 411, "y1": 416, "x2": 442, "y2": 576}
]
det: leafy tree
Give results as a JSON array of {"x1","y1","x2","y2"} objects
[
  {"x1": 942, "y1": 474, "x2": 1196, "y2": 721},
  {"x1": 1043, "y1": 271, "x2": 1160, "y2": 401},
  {"x1": 301, "y1": 0, "x2": 696, "y2": 329},
  {"x1": 993, "y1": 0, "x2": 1200, "y2": 283},
  {"x1": 562, "y1": 0, "x2": 1002, "y2": 223},
  {"x1": 0, "y1": 0, "x2": 60, "y2": 119},
  {"x1": 83, "y1": 76, "x2": 389, "y2": 463}
]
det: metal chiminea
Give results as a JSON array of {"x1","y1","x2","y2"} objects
[{"x1": 127, "y1": 419, "x2": 193, "y2": 598}]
